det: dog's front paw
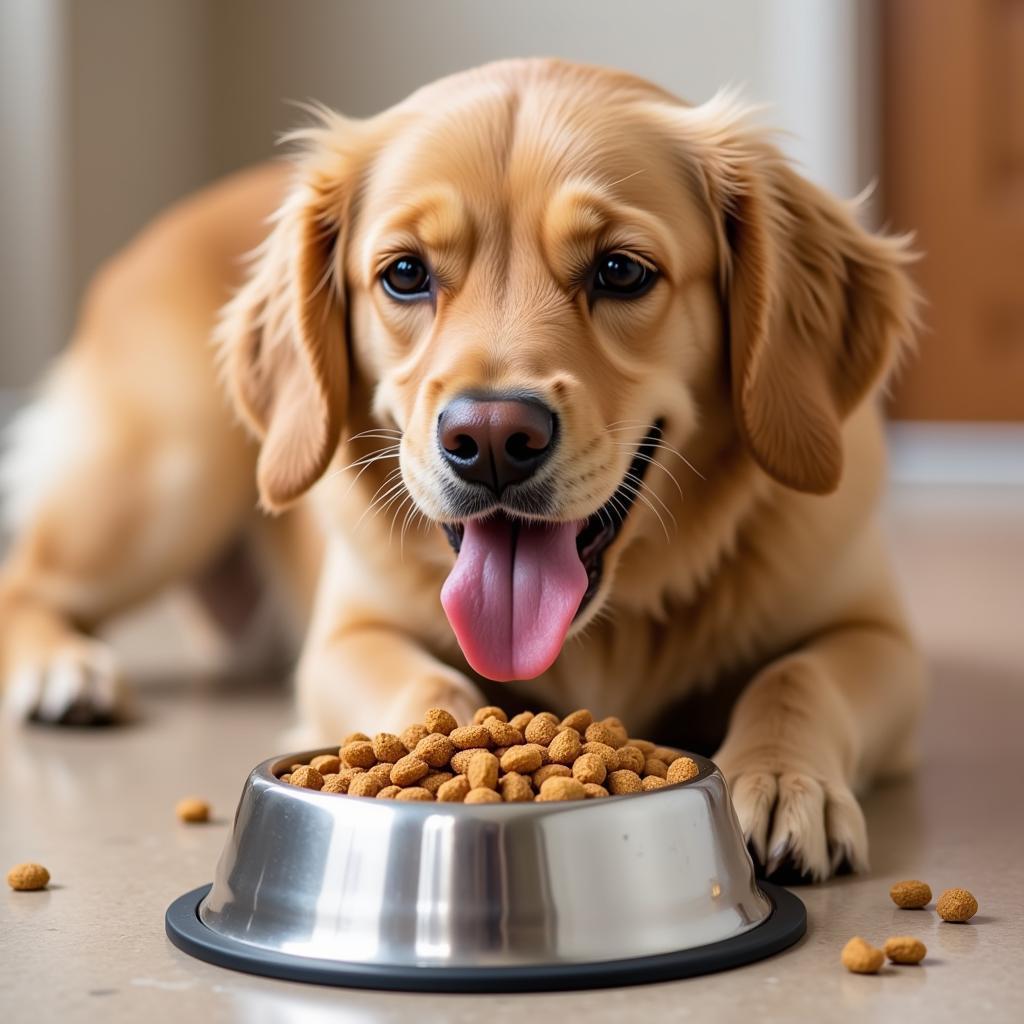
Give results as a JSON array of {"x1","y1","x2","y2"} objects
[
  {"x1": 3, "y1": 637, "x2": 130, "y2": 726},
  {"x1": 717, "y1": 759, "x2": 868, "y2": 882}
]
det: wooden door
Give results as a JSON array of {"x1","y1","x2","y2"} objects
[{"x1": 883, "y1": 0, "x2": 1024, "y2": 420}]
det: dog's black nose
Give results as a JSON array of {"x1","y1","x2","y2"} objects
[{"x1": 438, "y1": 395, "x2": 556, "y2": 494}]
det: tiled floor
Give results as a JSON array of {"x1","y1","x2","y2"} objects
[{"x1": 2, "y1": 482, "x2": 1022, "y2": 1023}]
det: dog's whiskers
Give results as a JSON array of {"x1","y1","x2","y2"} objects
[{"x1": 609, "y1": 444, "x2": 685, "y2": 502}]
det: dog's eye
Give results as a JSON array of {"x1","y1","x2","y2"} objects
[
  {"x1": 592, "y1": 252, "x2": 655, "y2": 298},
  {"x1": 381, "y1": 256, "x2": 430, "y2": 300}
]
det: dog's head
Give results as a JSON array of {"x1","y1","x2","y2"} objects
[{"x1": 219, "y1": 59, "x2": 915, "y2": 682}]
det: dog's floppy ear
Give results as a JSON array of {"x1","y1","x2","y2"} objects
[
  {"x1": 218, "y1": 115, "x2": 366, "y2": 511},
  {"x1": 676, "y1": 96, "x2": 917, "y2": 493}
]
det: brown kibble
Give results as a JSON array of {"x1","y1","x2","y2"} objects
[
  {"x1": 492, "y1": 745, "x2": 510, "y2": 759},
  {"x1": 377, "y1": 785, "x2": 401, "y2": 799},
  {"x1": 584, "y1": 722, "x2": 624, "y2": 748},
  {"x1": 628, "y1": 738, "x2": 656, "y2": 755},
  {"x1": 467, "y1": 750, "x2": 499, "y2": 790},
  {"x1": 508, "y1": 711, "x2": 534, "y2": 732},
  {"x1": 642, "y1": 776, "x2": 668, "y2": 791},
  {"x1": 289, "y1": 766, "x2": 325, "y2": 790},
  {"x1": 889, "y1": 879, "x2": 932, "y2": 909},
  {"x1": 291, "y1": 764, "x2": 304, "y2": 772},
  {"x1": 548, "y1": 728, "x2": 582, "y2": 766},
  {"x1": 936, "y1": 887, "x2": 978, "y2": 922},
  {"x1": 421, "y1": 771, "x2": 454, "y2": 795},
  {"x1": 607, "y1": 769, "x2": 643, "y2": 795},
  {"x1": 499, "y1": 772, "x2": 534, "y2": 803},
  {"x1": 415, "y1": 733, "x2": 456, "y2": 768},
  {"x1": 523, "y1": 742, "x2": 549, "y2": 765},
  {"x1": 572, "y1": 752, "x2": 607, "y2": 785},
  {"x1": 483, "y1": 716, "x2": 524, "y2": 746},
  {"x1": 341, "y1": 741, "x2": 376, "y2": 769},
  {"x1": 561, "y1": 709, "x2": 593, "y2": 732},
  {"x1": 472, "y1": 705, "x2": 507, "y2": 725},
  {"x1": 600, "y1": 718, "x2": 629, "y2": 748},
  {"x1": 666, "y1": 757, "x2": 700, "y2": 785},
  {"x1": 310, "y1": 754, "x2": 341, "y2": 776},
  {"x1": 524, "y1": 716, "x2": 558, "y2": 745},
  {"x1": 449, "y1": 725, "x2": 491, "y2": 750},
  {"x1": 348, "y1": 773, "x2": 382, "y2": 798},
  {"x1": 175, "y1": 797, "x2": 211, "y2": 823},
  {"x1": 644, "y1": 757, "x2": 669, "y2": 779},
  {"x1": 280, "y1": 774, "x2": 292, "y2": 784},
  {"x1": 321, "y1": 767, "x2": 364, "y2": 794},
  {"x1": 340, "y1": 731, "x2": 370, "y2": 746},
  {"x1": 884, "y1": 936, "x2": 927, "y2": 964},
  {"x1": 537, "y1": 776, "x2": 587, "y2": 802},
  {"x1": 615, "y1": 745, "x2": 646, "y2": 774},
  {"x1": 372, "y1": 732, "x2": 408, "y2": 764},
  {"x1": 7, "y1": 863, "x2": 50, "y2": 891},
  {"x1": 436, "y1": 775, "x2": 471, "y2": 803},
  {"x1": 449, "y1": 749, "x2": 478, "y2": 775},
  {"x1": 394, "y1": 786, "x2": 434, "y2": 802},
  {"x1": 583, "y1": 783, "x2": 609, "y2": 799},
  {"x1": 652, "y1": 746, "x2": 682, "y2": 763},
  {"x1": 841, "y1": 936, "x2": 885, "y2": 974},
  {"x1": 465, "y1": 787, "x2": 502, "y2": 804},
  {"x1": 400, "y1": 723, "x2": 429, "y2": 751},
  {"x1": 424, "y1": 707, "x2": 459, "y2": 736},
  {"x1": 391, "y1": 754, "x2": 430, "y2": 786},
  {"x1": 367, "y1": 762, "x2": 395, "y2": 786},
  {"x1": 581, "y1": 741, "x2": 618, "y2": 771},
  {"x1": 501, "y1": 744, "x2": 544, "y2": 774},
  {"x1": 533, "y1": 764, "x2": 571, "y2": 787}
]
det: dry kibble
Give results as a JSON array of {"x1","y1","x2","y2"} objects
[
  {"x1": 644, "y1": 758, "x2": 669, "y2": 779},
  {"x1": 310, "y1": 754, "x2": 341, "y2": 776},
  {"x1": 391, "y1": 754, "x2": 430, "y2": 787},
  {"x1": 467, "y1": 750, "x2": 499, "y2": 790},
  {"x1": 484, "y1": 716, "x2": 524, "y2": 747},
  {"x1": 584, "y1": 722, "x2": 623, "y2": 749},
  {"x1": 525, "y1": 716, "x2": 558, "y2": 745},
  {"x1": 420, "y1": 771, "x2": 454, "y2": 795},
  {"x1": 652, "y1": 746, "x2": 682, "y2": 764},
  {"x1": 492, "y1": 745, "x2": 510, "y2": 759},
  {"x1": 499, "y1": 772, "x2": 534, "y2": 803},
  {"x1": 582, "y1": 741, "x2": 618, "y2": 771},
  {"x1": 600, "y1": 718, "x2": 629, "y2": 748},
  {"x1": 936, "y1": 887, "x2": 978, "y2": 923},
  {"x1": 376, "y1": 785, "x2": 401, "y2": 799},
  {"x1": 415, "y1": 733, "x2": 457, "y2": 768},
  {"x1": 449, "y1": 725, "x2": 491, "y2": 750},
  {"x1": 501, "y1": 744, "x2": 544, "y2": 774},
  {"x1": 548, "y1": 728, "x2": 582, "y2": 766},
  {"x1": 400, "y1": 723, "x2": 429, "y2": 751},
  {"x1": 508, "y1": 711, "x2": 534, "y2": 732},
  {"x1": 642, "y1": 776, "x2": 668, "y2": 791},
  {"x1": 523, "y1": 742, "x2": 550, "y2": 766},
  {"x1": 607, "y1": 769, "x2": 643, "y2": 795},
  {"x1": 841, "y1": 937, "x2": 885, "y2": 974},
  {"x1": 367, "y1": 762, "x2": 395, "y2": 786},
  {"x1": 280, "y1": 774, "x2": 292, "y2": 784},
  {"x1": 583, "y1": 783, "x2": 609, "y2": 799},
  {"x1": 424, "y1": 707, "x2": 459, "y2": 736},
  {"x1": 572, "y1": 752, "x2": 607, "y2": 786},
  {"x1": 472, "y1": 705, "x2": 507, "y2": 725},
  {"x1": 436, "y1": 775, "x2": 471, "y2": 802},
  {"x1": 341, "y1": 741, "x2": 376, "y2": 769},
  {"x1": 395, "y1": 786, "x2": 434, "y2": 802},
  {"x1": 561, "y1": 709, "x2": 593, "y2": 732},
  {"x1": 340, "y1": 731, "x2": 370, "y2": 746},
  {"x1": 449, "y1": 749, "x2": 478, "y2": 775},
  {"x1": 538, "y1": 776, "x2": 587, "y2": 801},
  {"x1": 289, "y1": 766, "x2": 325, "y2": 790},
  {"x1": 889, "y1": 879, "x2": 932, "y2": 909},
  {"x1": 372, "y1": 733, "x2": 408, "y2": 764},
  {"x1": 465, "y1": 787, "x2": 502, "y2": 804},
  {"x1": 628, "y1": 738, "x2": 656, "y2": 755},
  {"x1": 348, "y1": 773, "x2": 382, "y2": 798},
  {"x1": 884, "y1": 936, "x2": 927, "y2": 964},
  {"x1": 666, "y1": 757, "x2": 700, "y2": 785},
  {"x1": 175, "y1": 797, "x2": 211, "y2": 823},
  {"x1": 615, "y1": 745, "x2": 646, "y2": 774},
  {"x1": 533, "y1": 764, "x2": 572, "y2": 787},
  {"x1": 7, "y1": 863, "x2": 50, "y2": 891}
]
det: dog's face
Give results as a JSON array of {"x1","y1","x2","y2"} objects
[{"x1": 221, "y1": 60, "x2": 913, "y2": 683}]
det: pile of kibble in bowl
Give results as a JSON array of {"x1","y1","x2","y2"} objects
[{"x1": 279, "y1": 705, "x2": 700, "y2": 803}]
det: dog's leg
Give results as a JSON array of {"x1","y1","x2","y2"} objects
[
  {"x1": 0, "y1": 355, "x2": 256, "y2": 725},
  {"x1": 713, "y1": 589, "x2": 925, "y2": 882}
]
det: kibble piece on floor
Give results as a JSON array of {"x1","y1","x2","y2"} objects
[
  {"x1": 884, "y1": 936, "x2": 927, "y2": 964},
  {"x1": 424, "y1": 707, "x2": 459, "y2": 736},
  {"x1": 7, "y1": 862, "x2": 50, "y2": 891},
  {"x1": 936, "y1": 887, "x2": 978, "y2": 922},
  {"x1": 889, "y1": 879, "x2": 931, "y2": 909},
  {"x1": 666, "y1": 756, "x2": 700, "y2": 784},
  {"x1": 289, "y1": 766, "x2": 325, "y2": 790},
  {"x1": 841, "y1": 936, "x2": 884, "y2": 974},
  {"x1": 467, "y1": 750, "x2": 499, "y2": 791},
  {"x1": 175, "y1": 797, "x2": 211, "y2": 823}
]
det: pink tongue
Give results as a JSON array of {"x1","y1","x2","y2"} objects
[{"x1": 441, "y1": 518, "x2": 588, "y2": 681}]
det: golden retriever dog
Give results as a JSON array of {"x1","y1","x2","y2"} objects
[{"x1": 0, "y1": 60, "x2": 923, "y2": 880}]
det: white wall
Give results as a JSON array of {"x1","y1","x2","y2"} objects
[{"x1": 0, "y1": 0, "x2": 875, "y2": 387}]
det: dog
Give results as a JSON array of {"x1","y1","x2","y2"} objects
[{"x1": 0, "y1": 59, "x2": 924, "y2": 880}]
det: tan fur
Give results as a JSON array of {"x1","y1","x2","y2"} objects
[{"x1": 0, "y1": 60, "x2": 923, "y2": 879}]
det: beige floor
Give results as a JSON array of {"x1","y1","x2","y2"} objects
[{"x1": 2, "y1": 482, "x2": 1022, "y2": 1023}]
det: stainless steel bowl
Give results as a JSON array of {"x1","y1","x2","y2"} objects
[{"x1": 166, "y1": 749, "x2": 804, "y2": 991}]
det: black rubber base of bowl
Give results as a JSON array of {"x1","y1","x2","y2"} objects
[{"x1": 165, "y1": 882, "x2": 805, "y2": 993}]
